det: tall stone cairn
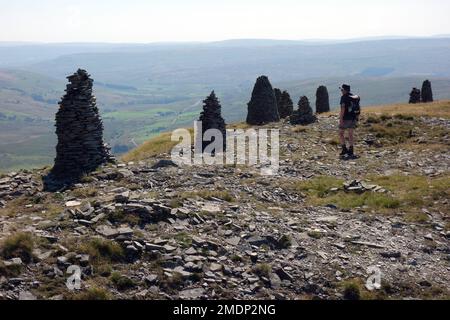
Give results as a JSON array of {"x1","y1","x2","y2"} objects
[
  {"x1": 278, "y1": 90, "x2": 294, "y2": 119},
  {"x1": 50, "y1": 69, "x2": 114, "y2": 181},
  {"x1": 246, "y1": 76, "x2": 280, "y2": 125},
  {"x1": 409, "y1": 87, "x2": 421, "y2": 104},
  {"x1": 315, "y1": 85, "x2": 330, "y2": 113},
  {"x1": 274, "y1": 88, "x2": 282, "y2": 108},
  {"x1": 198, "y1": 91, "x2": 227, "y2": 151},
  {"x1": 421, "y1": 80, "x2": 434, "y2": 103},
  {"x1": 290, "y1": 96, "x2": 317, "y2": 125}
]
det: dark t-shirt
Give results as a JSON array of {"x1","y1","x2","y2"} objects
[{"x1": 340, "y1": 94, "x2": 356, "y2": 120}]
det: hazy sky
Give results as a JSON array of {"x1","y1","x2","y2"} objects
[{"x1": 1, "y1": 0, "x2": 450, "y2": 43}]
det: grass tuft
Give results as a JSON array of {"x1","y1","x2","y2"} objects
[
  {"x1": 253, "y1": 263, "x2": 272, "y2": 278},
  {"x1": 78, "y1": 238, "x2": 125, "y2": 263},
  {"x1": 0, "y1": 260, "x2": 23, "y2": 277},
  {"x1": 1, "y1": 232, "x2": 35, "y2": 263},
  {"x1": 71, "y1": 287, "x2": 111, "y2": 300},
  {"x1": 110, "y1": 272, "x2": 136, "y2": 291},
  {"x1": 277, "y1": 235, "x2": 292, "y2": 249},
  {"x1": 290, "y1": 176, "x2": 343, "y2": 198}
]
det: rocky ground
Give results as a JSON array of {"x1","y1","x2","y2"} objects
[{"x1": 0, "y1": 105, "x2": 449, "y2": 300}]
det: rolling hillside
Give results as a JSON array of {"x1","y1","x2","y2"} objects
[
  {"x1": 1, "y1": 38, "x2": 450, "y2": 171},
  {"x1": 123, "y1": 100, "x2": 450, "y2": 162},
  {"x1": 0, "y1": 101, "x2": 448, "y2": 300},
  {"x1": 1, "y1": 68, "x2": 450, "y2": 172}
]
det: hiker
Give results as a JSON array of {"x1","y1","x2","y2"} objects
[{"x1": 339, "y1": 84, "x2": 360, "y2": 159}]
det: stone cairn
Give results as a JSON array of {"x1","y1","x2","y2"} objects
[
  {"x1": 278, "y1": 90, "x2": 294, "y2": 119},
  {"x1": 315, "y1": 85, "x2": 330, "y2": 113},
  {"x1": 44, "y1": 69, "x2": 114, "y2": 190},
  {"x1": 198, "y1": 91, "x2": 227, "y2": 152},
  {"x1": 409, "y1": 87, "x2": 421, "y2": 104},
  {"x1": 421, "y1": 80, "x2": 433, "y2": 103},
  {"x1": 246, "y1": 76, "x2": 280, "y2": 125},
  {"x1": 274, "y1": 88, "x2": 282, "y2": 108},
  {"x1": 290, "y1": 96, "x2": 317, "y2": 125}
]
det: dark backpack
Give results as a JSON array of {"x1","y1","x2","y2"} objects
[{"x1": 349, "y1": 94, "x2": 361, "y2": 119}]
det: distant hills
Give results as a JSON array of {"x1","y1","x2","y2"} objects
[
  {"x1": 22, "y1": 38, "x2": 450, "y2": 83},
  {"x1": 1, "y1": 37, "x2": 450, "y2": 171}
]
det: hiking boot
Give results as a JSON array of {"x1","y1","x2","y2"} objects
[
  {"x1": 340, "y1": 145, "x2": 348, "y2": 156},
  {"x1": 348, "y1": 146, "x2": 355, "y2": 158}
]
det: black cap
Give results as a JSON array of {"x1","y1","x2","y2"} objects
[{"x1": 340, "y1": 84, "x2": 351, "y2": 92}]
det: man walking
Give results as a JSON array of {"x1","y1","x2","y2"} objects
[{"x1": 339, "y1": 84, "x2": 360, "y2": 159}]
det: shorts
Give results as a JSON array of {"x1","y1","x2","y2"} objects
[{"x1": 339, "y1": 120, "x2": 357, "y2": 130}]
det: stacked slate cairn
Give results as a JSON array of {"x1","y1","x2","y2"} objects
[
  {"x1": 315, "y1": 85, "x2": 330, "y2": 113},
  {"x1": 290, "y1": 96, "x2": 317, "y2": 125},
  {"x1": 409, "y1": 88, "x2": 421, "y2": 104},
  {"x1": 246, "y1": 76, "x2": 280, "y2": 125},
  {"x1": 278, "y1": 90, "x2": 294, "y2": 119},
  {"x1": 274, "y1": 88, "x2": 282, "y2": 108},
  {"x1": 421, "y1": 80, "x2": 434, "y2": 103},
  {"x1": 44, "y1": 69, "x2": 114, "y2": 190},
  {"x1": 198, "y1": 91, "x2": 227, "y2": 152}
]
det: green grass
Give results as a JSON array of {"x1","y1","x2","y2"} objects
[
  {"x1": 368, "y1": 123, "x2": 413, "y2": 143},
  {"x1": 110, "y1": 272, "x2": 136, "y2": 291},
  {"x1": 122, "y1": 128, "x2": 194, "y2": 162},
  {"x1": 173, "y1": 232, "x2": 193, "y2": 249},
  {"x1": 290, "y1": 176, "x2": 344, "y2": 198},
  {"x1": 289, "y1": 174, "x2": 449, "y2": 215},
  {"x1": 277, "y1": 235, "x2": 292, "y2": 249},
  {"x1": 78, "y1": 238, "x2": 125, "y2": 264},
  {"x1": 372, "y1": 174, "x2": 450, "y2": 208},
  {"x1": 0, "y1": 232, "x2": 35, "y2": 263},
  {"x1": 253, "y1": 263, "x2": 272, "y2": 278},
  {"x1": 103, "y1": 107, "x2": 176, "y2": 121},
  {"x1": 363, "y1": 100, "x2": 450, "y2": 119},
  {"x1": 404, "y1": 212, "x2": 430, "y2": 223},
  {"x1": 109, "y1": 209, "x2": 141, "y2": 226},
  {"x1": 71, "y1": 187, "x2": 98, "y2": 198},
  {"x1": 307, "y1": 231, "x2": 324, "y2": 239},
  {"x1": 338, "y1": 278, "x2": 387, "y2": 300},
  {"x1": 0, "y1": 260, "x2": 23, "y2": 277},
  {"x1": 160, "y1": 272, "x2": 185, "y2": 291},
  {"x1": 230, "y1": 254, "x2": 243, "y2": 263},
  {"x1": 319, "y1": 192, "x2": 401, "y2": 210},
  {"x1": 71, "y1": 287, "x2": 111, "y2": 300},
  {"x1": 341, "y1": 279, "x2": 363, "y2": 300}
]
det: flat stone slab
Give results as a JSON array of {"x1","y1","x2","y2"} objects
[
  {"x1": 225, "y1": 236, "x2": 241, "y2": 246},
  {"x1": 179, "y1": 288, "x2": 205, "y2": 299},
  {"x1": 95, "y1": 225, "x2": 119, "y2": 238},
  {"x1": 65, "y1": 201, "x2": 82, "y2": 207},
  {"x1": 351, "y1": 241, "x2": 385, "y2": 249}
]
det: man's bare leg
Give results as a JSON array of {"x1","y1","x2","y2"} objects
[
  {"x1": 348, "y1": 128, "x2": 355, "y2": 157},
  {"x1": 348, "y1": 129, "x2": 354, "y2": 147},
  {"x1": 339, "y1": 129, "x2": 348, "y2": 156},
  {"x1": 339, "y1": 129, "x2": 346, "y2": 146}
]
